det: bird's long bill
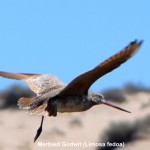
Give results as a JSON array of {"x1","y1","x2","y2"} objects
[{"x1": 102, "y1": 101, "x2": 131, "y2": 113}]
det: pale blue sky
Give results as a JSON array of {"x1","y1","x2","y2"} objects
[{"x1": 0, "y1": 0, "x2": 149, "y2": 92}]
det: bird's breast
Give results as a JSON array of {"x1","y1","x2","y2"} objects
[{"x1": 56, "y1": 96, "x2": 91, "y2": 113}]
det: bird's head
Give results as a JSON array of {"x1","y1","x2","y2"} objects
[{"x1": 89, "y1": 93, "x2": 131, "y2": 113}]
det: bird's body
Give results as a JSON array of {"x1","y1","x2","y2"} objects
[
  {"x1": 0, "y1": 40, "x2": 143, "y2": 142},
  {"x1": 54, "y1": 93, "x2": 97, "y2": 113}
]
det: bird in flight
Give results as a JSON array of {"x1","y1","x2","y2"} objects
[{"x1": 0, "y1": 40, "x2": 143, "y2": 142}]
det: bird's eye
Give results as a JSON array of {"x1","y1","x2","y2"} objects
[
  {"x1": 101, "y1": 96, "x2": 104, "y2": 99},
  {"x1": 98, "y1": 94, "x2": 104, "y2": 99}
]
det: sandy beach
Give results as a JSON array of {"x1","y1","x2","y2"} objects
[{"x1": 0, "y1": 92, "x2": 150, "y2": 150}]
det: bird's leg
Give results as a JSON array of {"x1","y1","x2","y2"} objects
[{"x1": 34, "y1": 115, "x2": 44, "y2": 142}]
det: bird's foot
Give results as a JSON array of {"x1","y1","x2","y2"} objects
[
  {"x1": 34, "y1": 116, "x2": 44, "y2": 142},
  {"x1": 45, "y1": 102, "x2": 57, "y2": 117}
]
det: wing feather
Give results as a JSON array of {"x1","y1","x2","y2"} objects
[
  {"x1": 59, "y1": 40, "x2": 143, "y2": 96},
  {"x1": 0, "y1": 71, "x2": 38, "y2": 80},
  {"x1": 0, "y1": 71, "x2": 65, "y2": 115},
  {"x1": 0, "y1": 71, "x2": 65, "y2": 95}
]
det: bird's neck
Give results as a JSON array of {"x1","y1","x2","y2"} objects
[{"x1": 83, "y1": 94, "x2": 97, "y2": 110}]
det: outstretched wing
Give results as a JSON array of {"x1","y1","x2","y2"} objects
[
  {"x1": 59, "y1": 40, "x2": 143, "y2": 96},
  {"x1": 0, "y1": 71, "x2": 65, "y2": 95},
  {"x1": 0, "y1": 71, "x2": 65, "y2": 115}
]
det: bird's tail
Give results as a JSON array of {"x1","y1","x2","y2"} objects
[
  {"x1": 18, "y1": 97, "x2": 36, "y2": 109},
  {"x1": 18, "y1": 96, "x2": 49, "y2": 116}
]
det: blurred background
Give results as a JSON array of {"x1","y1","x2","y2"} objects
[{"x1": 0, "y1": 0, "x2": 150, "y2": 150}]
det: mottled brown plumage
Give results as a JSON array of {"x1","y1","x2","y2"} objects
[{"x1": 0, "y1": 40, "x2": 143, "y2": 142}]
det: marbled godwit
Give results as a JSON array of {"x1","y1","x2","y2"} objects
[{"x1": 0, "y1": 40, "x2": 143, "y2": 142}]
